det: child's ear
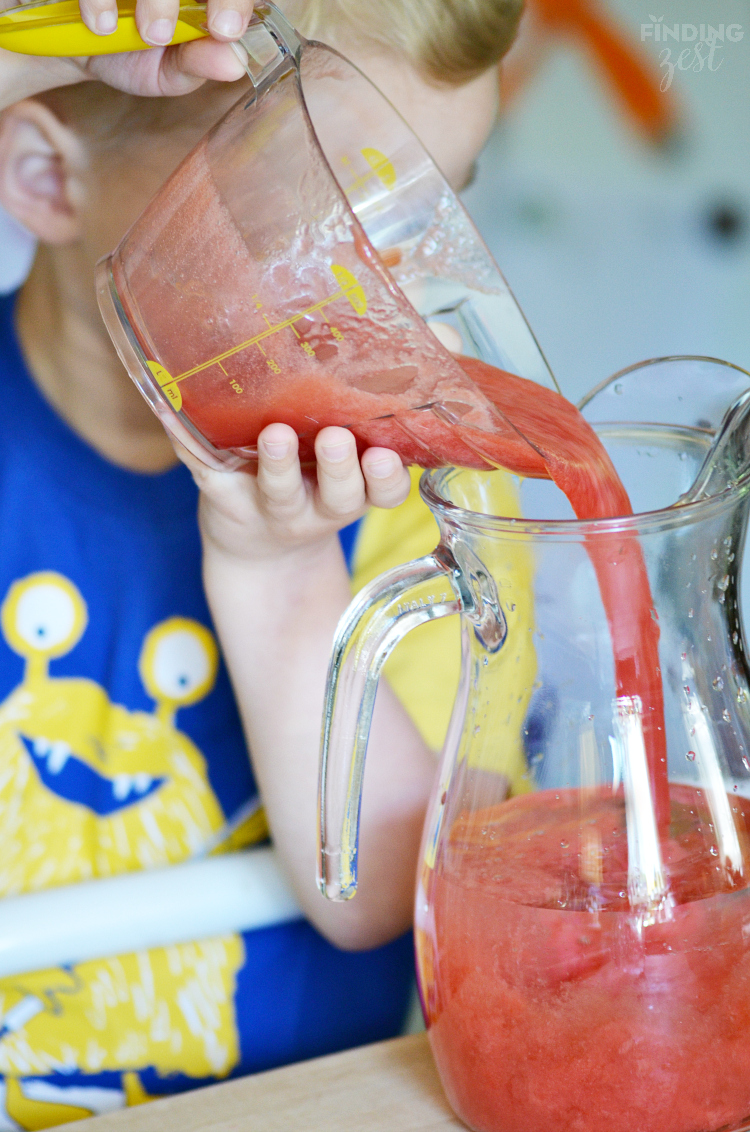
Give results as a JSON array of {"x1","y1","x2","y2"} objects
[{"x1": 0, "y1": 99, "x2": 87, "y2": 245}]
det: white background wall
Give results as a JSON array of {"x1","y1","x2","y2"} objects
[{"x1": 462, "y1": 0, "x2": 750, "y2": 405}]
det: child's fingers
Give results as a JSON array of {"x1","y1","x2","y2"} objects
[
  {"x1": 206, "y1": 0, "x2": 254, "y2": 40},
  {"x1": 314, "y1": 428, "x2": 367, "y2": 519},
  {"x1": 78, "y1": 0, "x2": 119, "y2": 37},
  {"x1": 256, "y1": 424, "x2": 307, "y2": 514},
  {"x1": 360, "y1": 448, "x2": 411, "y2": 509},
  {"x1": 135, "y1": 0, "x2": 181, "y2": 46},
  {"x1": 161, "y1": 38, "x2": 247, "y2": 87}
]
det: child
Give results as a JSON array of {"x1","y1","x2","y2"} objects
[{"x1": 0, "y1": 0, "x2": 521, "y2": 1124}]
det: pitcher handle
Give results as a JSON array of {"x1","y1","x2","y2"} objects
[{"x1": 318, "y1": 542, "x2": 507, "y2": 900}]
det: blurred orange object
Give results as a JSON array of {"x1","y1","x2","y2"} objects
[{"x1": 501, "y1": 0, "x2": 679, "y2": 146}]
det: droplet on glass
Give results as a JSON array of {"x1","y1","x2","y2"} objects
[
  {"x1": 714, "y1": 676, "x2": 725, "y2": 690},
  {"x1": 723, "y1": 709, "x2": 731, "y2": 722},
  {"x1": 733, "y1": 632, "x2": 739, "y2": 645},
  {"x1": 711, "y1": 549, "x2": 719, "y2": 561},
  {"x1": 688, "y1": 608, "x2": 694, "y2": 618},
  {"x1": 560, "y1": 840, "x2": 569, "y2": 849},
  {"x1": 681, "y1": 652, "x2": 687, "y2": 661},
  {"x1": 614, "y1": 383, "x2": 623, "y2": 394},
  {"x1": 740, "y1": 689, "x2": 749, "y2": 704},
  {"x1": 709, "y1": 845, "x2": 718, "y2": 857},
  {"x1": 686, "y1": 750, "x2": 696, "y2": 762},
  {"x1": 719, "y1": 575, "x2": 731, "y2": 592}
]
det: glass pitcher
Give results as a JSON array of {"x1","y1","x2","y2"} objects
[
  {"x1": 95, "y1": 1, "x2": 555, "y2": 472},
  {"x1": 319, "y1": 356, "x2": 750, "y2": 1132}
]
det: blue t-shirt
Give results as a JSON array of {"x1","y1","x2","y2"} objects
[{"x1": 0, "y1": 292, "x2": 411, "y2": 1124}]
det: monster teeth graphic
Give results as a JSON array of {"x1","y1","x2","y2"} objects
[
  {"x1": 32, "y1": 737, "x2": 72, "y2": 775},
  {"x1": 112, "y1": 773, "x2": 154, "y2": 801},
  {"x1": 20, "y1": 735, "x2": 167, "y2": 817}
]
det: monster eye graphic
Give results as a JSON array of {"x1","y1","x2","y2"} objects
[
  {"x1": 139, "y1": 618, "x2": 219, "y2": 718},
  {"x1": 1, "y1": 573, "x2": 87, "y2": 667}
]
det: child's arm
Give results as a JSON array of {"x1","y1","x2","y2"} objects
[
  {"x1": 183, "y1": 423, "x2": 436, "y2": 951},
  {"x1": 0, "y1": 0, "x2": 253, "y2": 110}
]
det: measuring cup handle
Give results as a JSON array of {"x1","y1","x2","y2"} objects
[
  {"x1": 318, "y1": 546, "x2": 483, "y2": 902},
  {"x1": 231, "y1": 3, "x2": 303, "y2": 93}
]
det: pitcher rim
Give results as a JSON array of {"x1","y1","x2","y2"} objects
[{"x1": 420, "y1": 465, "x2": 750, "y2": 538}]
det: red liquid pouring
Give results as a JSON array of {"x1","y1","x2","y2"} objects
[
  {"x1": 423, "y1": 787, "x2": 750, "y2": 1132},
  {"x1": 113, "y1": 137, "x2": 667, "y2": 824}
]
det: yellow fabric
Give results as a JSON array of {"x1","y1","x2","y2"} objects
[
  {"x1": 0, "y1": 940, "x2": 244, "y2": 1085},
  {"x1": 5, "y1": 1078, "x2": 92, "y2": 1129},
  {"x1": 352, "y1": 468, "x2": 536, "y2": 785}
]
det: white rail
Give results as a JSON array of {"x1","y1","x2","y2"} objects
[{"x1": 0, "y1": 848, "x2": 302, "y2": 978}]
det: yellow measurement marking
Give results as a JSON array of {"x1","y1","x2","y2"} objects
[
  {"x1": 217, "y1": 360, "x2": 228, "y2": 375},
  {"x1": 330, "y1": 265, "x2": 367, "y2": 316},
  {"x1": 361, "y1": 148, "x2": 396, "y2": 189},
  {"x1": 147, "y1": 360, "x2": 182, "y2": 411},
  {"x1": 172, "y1": 269, "x2": 367, "y2": 385},
  {"x1": 344, "y1": 148, "x2": 397, "y2": 197}
]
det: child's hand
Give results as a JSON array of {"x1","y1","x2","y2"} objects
[
  {"x1": 180, "y1": 422, "x2": 430, "y2": 950},
  {"x1": 79, "y1": 34, "x2": 248, "y2": 97},
  {"x1": 177, "y1": 422, "x2": 411, "y2": 565},
  {"x1": 79, "y1": 0, "x2": 254, "y2": 50},
  {"x1": 79, "y1": 0, "x2": 255, "y2": 96},
  {"x1": 1, "y1": 0, "x2": 253, "y2": 108}
]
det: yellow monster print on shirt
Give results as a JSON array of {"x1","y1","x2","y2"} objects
[
  {"x1": 0, "y1": 572, "x2": 255, "y2": 1128},
  {"x1": 0, "y1": 572, "x2": 230, "y2": 893}
]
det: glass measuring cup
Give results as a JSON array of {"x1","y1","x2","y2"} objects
[
  {"x1": 319, "y1": 356, "x2": 750, "y2": 1132},
  {"x1": 96, "y1": 2, "x2": 555, "y2": 471}
]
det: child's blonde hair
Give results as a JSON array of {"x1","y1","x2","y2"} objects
[{"x1": 287, "y1": 0, "x2": 522, "y2": 84}]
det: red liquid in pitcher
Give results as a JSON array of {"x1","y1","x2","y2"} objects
[{"x1": 424, "y1": 787, "x2": 750, "y2": 1132}]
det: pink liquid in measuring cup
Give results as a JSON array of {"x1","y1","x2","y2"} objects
[{"x1": 424, "y1": 787, "x2": 750, "y2": 1132}]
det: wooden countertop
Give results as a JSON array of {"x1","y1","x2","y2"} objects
[{"x1": 75, "y1": 1033, "x2": 465, "y2": 1131}]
